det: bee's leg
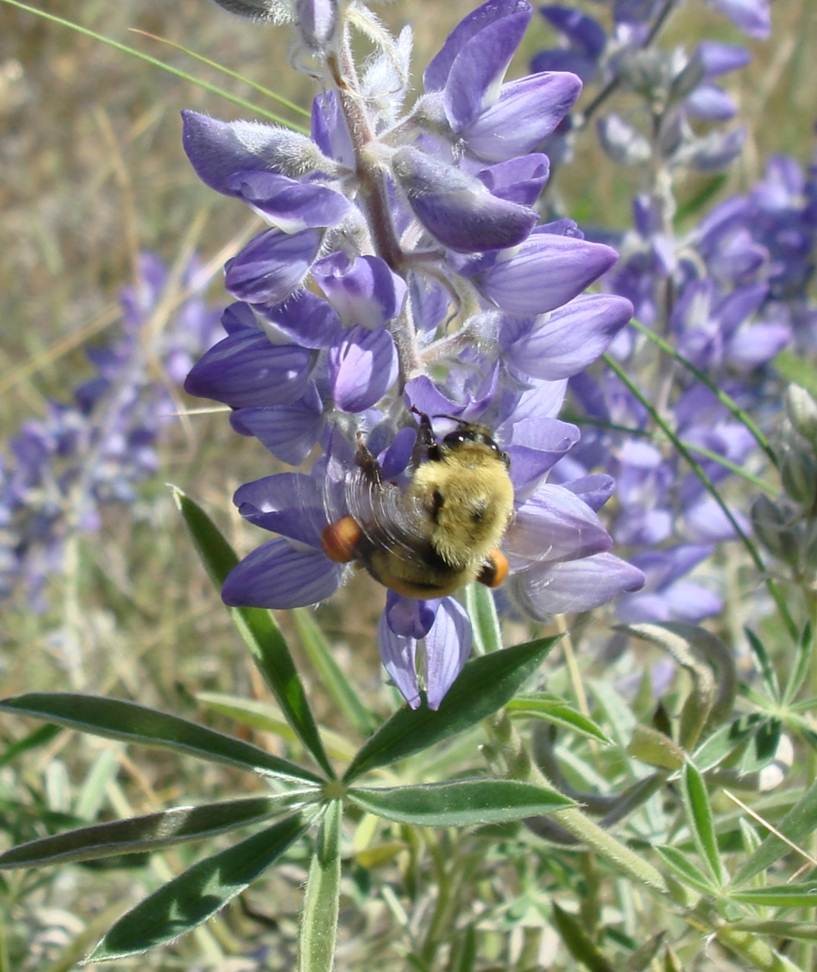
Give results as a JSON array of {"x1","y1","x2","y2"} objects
[
  {"x1": 410, "y1": 406, "x2": 442, "y2": 463},
  {"x1": 477, "y1": 550, "x2": 510, "y2": 588},
  {"x1": 355, "y1": 432, "x2": 384, "y2": 487}
]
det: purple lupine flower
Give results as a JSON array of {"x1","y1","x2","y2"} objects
[
  {"x1": 1, "y1": 253, "x2": 220, "y2": 609},
  {"x1": 184, "y1": 0, "x2": 645, "y2": 709}
]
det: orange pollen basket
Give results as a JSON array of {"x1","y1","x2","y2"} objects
[
  {"x1": 321, "y1": 516, "x2": 363, "y2": 563},
  {"x1": 482, "y1": 549, "x2": 509, "y2": 588}
]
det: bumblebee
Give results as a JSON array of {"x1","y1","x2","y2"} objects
[{"x1": 321, "y1": 410, "x2": 514, "y2": 598}]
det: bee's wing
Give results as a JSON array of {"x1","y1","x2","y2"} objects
[{"x1": 341, "y1": 468, "x2": 433, "y2": 564}]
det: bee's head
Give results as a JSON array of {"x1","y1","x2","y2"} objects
[{"x1": 441, "y1": 421, "x2": 510, "y2": 468}]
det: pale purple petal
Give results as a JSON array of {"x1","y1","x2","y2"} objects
[
  {"x1": 727, "y1": 322, "x2": 792, "y2": 370},
  {"x1": 226, "y1": 171, "x2": 351, "y2": 232},
  {"x1": 477, "y1": 154, "x2": 550, "y2": 205},
  {"x1": 222, "y1": 539, "x2": 342, "y2": 608},
  {"x1": 461, "y1": 72, "x2": 582, "y2": 163},
  {"x1": 695, "y1": 41, "x2": 750, "y2": 76},
  {"x1": 502, "y1": 294, "x2": 632, "y2": 379},
  {"x1": 470, "y1": 234, "x2": 619, "y2": 315},
  {"x1": 505, "y1": 417, "x2": 580, "y2": 491},
  {"x1": 425, "y1": 597, "x2": 473, "y2": 710},
  {"x1": 225, "y1": 228, "x2": 323, "y2": 304},
  {"x1": 709, "y1": 0, "x2": 770, "y2": 37},
  {"x1": 378, "y1": 612, "x2": 421, "y2": 709},
  {"x1": 685, "y1": 83, "x2": 736, "y2": 122},
  {"x1": 392, "y1": 147, "x2": 536, "y2": 253},
  {"x1": 504, "y1": 482, "x2": 611, "y2": 568},
  {"x1": 512, "y1": 552, "x2": 645, "y2": 618},
  {"x1": 330, "y1": 326, "x2": 398, "y2": 413},
  {"x1": 562, "y1": 474, "x2": 615, "y2": 511},
  {"x1": 313, "y1": 253, "x2": 407, "y2": 328}
]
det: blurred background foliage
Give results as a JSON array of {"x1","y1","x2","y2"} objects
[{"x1": 1, "y1": 1, "x2": 816, "y2": 969}]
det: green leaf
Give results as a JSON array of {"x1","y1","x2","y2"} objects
[
  {"x1": 774, "y1": 350, "x2": 817, "y2": 400},
  {"x1": 348, "y1": 779, "x2": 572, "y2": 826},
  {"x1": 729, "y1": 884, "x2": 817, "y2": 909},
  {"x1": 693, "y1": 714, "x2": 767, "y2": 773},
  {"x1": 299, "y1": 800, "x2": 342, "y2": 972},
  {"x1": 195, "y1": 693, "x2": 298, "y2": 743},
  {"x1": 745, "y1": 628, "x2": 780, "y2": 702},
  {"x1": 674, "y1": 174, "x2": 728, "y2": 225},
  {"x1": 550, "y1": 902, "x2": 615, "y2": 972},
  {"x1": 0, "y1": 724, "x2": 61, "y2": 767},
  {"x1": 653, "y1": 846, "x2": 717, "y2": 895},
  {"x1": 343, "y1": 636, "x2": 559, "y2": 782},
  {"x1": 681, "y1": 762, "x2": 725, "y2": 887},
  {"x1": 175, "y1": 489, "x2": 333, "y2": 778},
  {"x1": 733, "y1": 777, "x2": 817, "y2": 885},
  {"x1": 0, "y1": 693, "x2": 321, "y2": 785},
  {"x1": 88, "y1": 813, "x2": 310, "y2": 961},
  {"x1": 293, "y1": 609, "x2": 376, "y2": 737},
  {"x1": 728, "y1": 920, "x2": 817, "y2": 942},
  {"x1": 464, "y1": 582, "x2": 502, "y2": 655},
  {"x1": 507, "y1": 696, "x2": 611, "y2": 744},
  {"x1": 0, "y1": 794, "x2": 315, "y2": 868},
  {"x1": 783, "y1": 622, "x2": 813, "y2": 705}
]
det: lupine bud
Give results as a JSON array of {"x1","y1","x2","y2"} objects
[
  {"x1": 780, "y1": 443, "x2": 817, "y2": 509},
  {"x1": 296, "y1": 0, "x2": 339, "y2": 50},
  {"x1": 750, "y1": 495, "x2": 799, "y2": 565},
  {"x1": 785, "y1": 386, "x2": 817, "y2": 452}
]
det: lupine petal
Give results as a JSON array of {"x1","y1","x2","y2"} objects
[
  {"x1": 233, "y1": 472, "x2": 326, "y2": 547},
  {"x1": 392, "y1": 147, "x2": 536, "y2": 253},
  {"x1": 311, "y1": 90, "x2": 355, "y2": 167},
  {"x1": 695, "y1": 41, "x2": 750, "y2": 76},
  {"x1": 386, "y1": 591, "x2": 439, "y2": 639},
  {"x1": 461, "y1": 72, "x2": 582, "y2": 163},
  {"x1": 470, "y1": 234, "x2": 619, "y2": 315},
  {"x1": 313, "y1": 253, "x2": 408, "y2": 328},
  {"x1": 727, "y1": 322, "x2": 792, "y2": 370},
  {"x1": 502, "y1": 294, "x2": 632, "y2": 379},
  {"x1": 330, "y1": 326, "x2": 398, "y2": 412},
  {"x1": 505, "y1": 417, "x2": 580, "y2": 491},
  {"x1": 530, "y1": 49, "x2": 598, "y2": 82},
  {"x1": 230, "y1": 392, "x2": 325, "y2": 465},
  {"x1": 477, "y1": 154, "x2": 550, "y2": 205},
  {"x1": 378, "y1": 611, "x2": 421, "y2": 709},
  {"x1": 222, "y1": 538, "x2": 343, "y2": 608},
  {"x1": 709, "y1": 0, "x2": 770, "y2": 38},
  {"x1": 226, "y1": 171, "x2": 352, "y2": 231},
  {"x1": 512, "y1": 552, "x2": 644, "y2": 618},
  {"x1": 685, "y1": 83, "x2": 736, "y2": 122},
  {"x1": 184, "y1": 332, "x2": 313, "y2": 408},
  {"x1": 539, "y1": 5, "x2": 606, "y2": 57},
  {"x1": 225, "y1": 228, "x2": 323, "y2": 304},
  {"x1": 181, "y1": 110, "x2": 322, "y2": 192},
  {"x1": 562, "y1": 474, "x2": 615, "y2": 511},
  {"x1": 258, "y1": 291, "x2": 343, "y2": 348},
  {"x1": 425, "y1": 597, "x2": 473, "y2": 710}
]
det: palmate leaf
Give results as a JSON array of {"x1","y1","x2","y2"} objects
[
  {"x1": 343, "y1": 636, "x2": 559, "y2": 782},
  {"x1": 507, "y1": 695, "x2": 611, "y2": 744},
  {"x1": 348, "y1": 779, "x2": 573, "y2": 826},
  {"x1": 175, "y1": 488, "x2": 334, "y2": 778},
  {"x1": 0, "y1": 693, "x2": 321, "y2": 785},
  {"x1": 729, "y1": 883, "x2": 817, "y2": 909},
  {"x1": 681, "y1": 762, "x2": 725, "y2": 887},
  {"x1": 0, "y1": 793, "x2": 317, "y2": 868},
  {"x1": 88, "y1": 812, "x2": 311, "y2": 962},
  {"x1": 299, "y1": 800, "x2": 342, "y2": 972}
]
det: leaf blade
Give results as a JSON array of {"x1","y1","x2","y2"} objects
[
  {"x1": 175, "y1": 489, "x2": 333, "y2": 778},
  {"x1": 88, "y1": 813, "x2": 310, "y2": 961},
  {"x1": 348, "y1": 779, "x2": 572, "y2": 827},
  {"x1": 0, "y1": 693, "x2": 321, "y2": 785},
  {"x1": 343, "y1": 637, "x2": 559, "y2": 782},
  {"x1": 299, "y1": 800, "x2": 342, "y2": 972},
  {"x1": 682, "y1": 762, "x2": 725, "y2": 887}
]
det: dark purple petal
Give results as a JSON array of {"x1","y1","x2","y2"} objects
[
  {"x1": 225, "y1": 228, "x2": 323, "y2": 304},
  {"x1": 461, "y1": 72, "x2": 582, "y2": 163},
  {"x1": 378, "y1": 612, "x2": 421, "y2": 709},
  {"x1": 184, "y1": 332, "x2": 313, "y2": 407},
  {"x1": 226, "y1": 171, "x2": 352, "y2": 231},
  {"x1": 311, "y1": 90, "x2": 355, "y2": 167},
  {"x1": 386, "y1": 591, "x2": 439, "y2": 639},
  {"x1": 313, "y1": 253, "x2": 407, "y2": 328},
  {"x1": 530, "y1": 49, "x2": 598, "y2": 83},
  {"x1": 258, "y1": 291, "x2": 343, "y2": 348},
  {"x1": 222, "y1": 538, "x2": 343, "y2": 608},
  {"x1": 631, "y1": 545, "x2": 713, "y2": 590},
  {"x1": 424, "y1": 0, "x2": 531, "y2": 93},
  {"x1": 470, "y1": 235, "x2": 619, "y2": 315},
  {"x1": 425, "y1": 597, "x2": 473, "y2": 710},
  {"x1": 511, "y1": 552, "x2": 644, "y2": 618},
  {"x1": 504, "y1": 482, "x2": 611, "y2": 568},
  {"x1": 330, "y1": 326, "x2": 398, "y2": 412},
  {"x1": 230, "y1": 391, "x2": 325, "y2": 465},
  {"x1": 233, "y1": 472, "x2": 326, "y2": 547},
  {"x1": 477, "y1": 154, "x2": 550, "y2": 205},
  {"x1": 221, "y1": 301, "x2": 258, "y2": 334},
  {"x1": 392, "y1": 147, "x2": 536, "y2": 253},
  {"x1": 181, "y1": 110, "x2": 320, "y2": 192},
  {"x1": 501, "y1": 294, "x2": 632, "y2": 379},
  {"x1": 539, "y1": 5, "x2": 606, "y2": 57}
]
